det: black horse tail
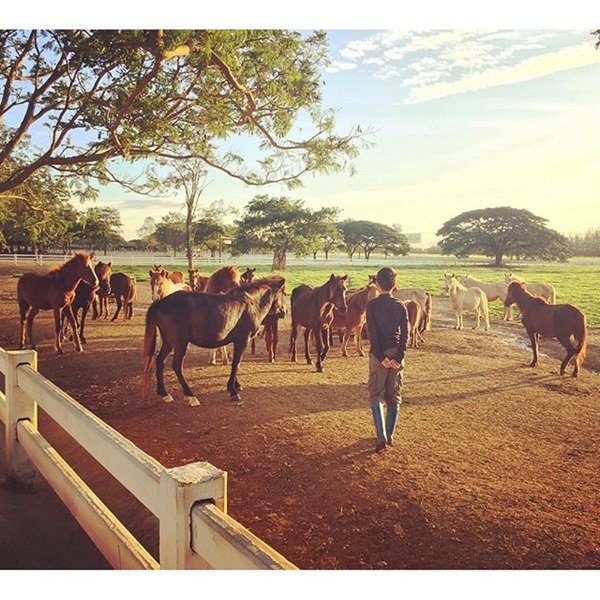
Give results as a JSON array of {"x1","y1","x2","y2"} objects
[
  {"x1": 574, "y1": 311, "x2": 588, "y2": 369},
  {"x1": 142, "y1": 303, "x2": 158, "y2": 399}
]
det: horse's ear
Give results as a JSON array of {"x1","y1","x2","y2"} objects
[
  {"x1": 275, "y1": 277, "x2": 285, "y2": 289},
  {"x1": 251, "y1": 268, "x2": 256, "y2": 273},
  {"x1": 108, "y1": 262, "x2": 111, "y2": 267},
  {"x1": 149, "y1": 270, "x2": 153, "y2": 277},
  {"x1": 89, "y1": 251, "x2": 95, "y2": 260},
  {"x1": 341, "y1": 274, "x2": 348, "y2": 281},
  {"x1": 330, "y1": 273, "x2": 335, "y2": 280}
]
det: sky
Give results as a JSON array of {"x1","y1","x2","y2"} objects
[{"x1": 4, "y1": 4, "x2": 600, "y2": 248}]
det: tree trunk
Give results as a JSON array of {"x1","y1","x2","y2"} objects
[
  {"x1": 324, "y1": 249, "x2": 329, "y2": 261},
  {"x1": 313, "y1": 251, "x2": 317, "y2": 260},
  {"x1": 494, "y1": 252, "x2": 503, "y2": 266},
  {"x1": 272, "y1": 249, "x2": 287, "y2": 270},
  {"x1": 186, "y1": 215, "x2": 194, "y2": 272}
]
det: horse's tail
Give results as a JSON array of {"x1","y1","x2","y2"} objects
[
  {"x1": 142, "y1": 303, "x2": 159, "y2": 399},
  {"x1": 574, "y1": 311, "x2": 588, "y2": 369}
]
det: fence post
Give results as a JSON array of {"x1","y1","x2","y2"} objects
[
  {"x1": 4, "y1": 350, "x2": 38, "y2": 490},
  {"x1": 159, "y1": 461, "x2": 227, "y2": 569}
]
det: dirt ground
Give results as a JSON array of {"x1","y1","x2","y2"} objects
[{"x1": 1, "y1": 264, "x2": 599, "y2": 570}]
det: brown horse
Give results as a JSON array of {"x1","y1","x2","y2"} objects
[
  {"x1": 142, "y1": 276, "x2": 286, "y2": 405},
  {"x1": 240, "y1": 267, "x2": 256, "y2": 285},
  {"x1": 404, "y1": 300, "x2": 425, "y2": 349},
  {"x1": 17, "y1": 252, "x2": 99, "y2": 354},
  {"x1": 290, "y1": 274, "x2": 348, "y2": 372},
  {"x1": 110, "y1": 273, "x2": 137, "y2": 321},
  {"x1": 504, "y1": 281, "x2": 587, "y2": 377},
  {"x1": 62, "y1": 261, "x2": 112, "y2": 343},
  {"x1": 330, "y1": 275, "x2": 378, "y2": 357},
  {"x1": 205, "y1": 265, "x2": 242, "y2": 365},
  {"x1": 188, "y1": 268, "x2": 210, "y2": 292}
]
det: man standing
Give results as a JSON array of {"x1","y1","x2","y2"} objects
[{"x1": 365, "y1": 267, "x2": 409, "y2": 452}]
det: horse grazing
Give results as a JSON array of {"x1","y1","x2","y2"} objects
[
  {"x1": 459, "y1": 274, "x2": 511, "y2": 320},
  {"x1": 504, "y1": 273, "x2": 556, "y2": 304},
  {"x1": 149, "y1": 266, "x2": 185, "y2": 301},
  {"x1": 17, "y1": 252, "x2": 99, "y2": 354},
  {"x1": 330, "y1": 275, "x2": 378, "y2": 357},
  {"x1": 504, "y1": 281, "x2": 587, "y2": 377},
  {"x1": 444, "y1": 274, "x2": 490, "y2": 331},
  {"x1": 392, "y1": 288, "x2": 433, "y2": 331},
  {"x1": 205, "y1": 266, "x2": 242, "y2": 365},
  {"x1": 290, "y1": 274, "x2": 348, "y2": 372},
  {"x1": 404, "y1": 300, "x2": 424, "y2": 348},
  {"x1": 110, "y1": 273, "x2": 137, "y2": 321},
  {"x1": 62, "y1": 261, "x2": 111, "y2": 343},
  {"x1": 142, "y1": 276, "x2": 286, "y2": 405},
  {"x1": 188, "y1": 268, "x2": 210, "y2": 292}
]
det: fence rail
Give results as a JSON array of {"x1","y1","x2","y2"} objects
[{"x1": 0, "y1": 346, "x2": 296, "y2": 570}]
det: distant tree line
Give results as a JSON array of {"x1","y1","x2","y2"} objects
[{"x1": 568, "y1": 229, "x2": 600, "y2": 256}]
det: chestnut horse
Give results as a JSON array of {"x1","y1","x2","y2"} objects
[
  {"x1": 290, "y1": 274, "x2": 348, "y2": 372},
  {"x1": 142, "y1": 276, "x2": 286, "y2": 405},
  {"x1": 206, "y1": 265, "x2": 242, "y2": 365},
  {"x1": 330, "y1": 275, "x2": 378, "y2": 357},
  {"x1": 110, "y1": 273, "x2": 137, "y2": 321},
  {"x1": 504, "y1": 281, "x2": 587, "y2": 377},
  {"x1": 404, "y1": 300, "x2": 424, "y2": 348},
  {"x1": 17, "y1": 252, "x2": 99, "y2": 354},
  {"x1": 188, "y1": 268, "x2": 210, "y2": 292}
]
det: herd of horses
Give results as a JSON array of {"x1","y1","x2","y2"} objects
[{"x1": 14, "y1": 252, "x2": 589, "y2": 406}]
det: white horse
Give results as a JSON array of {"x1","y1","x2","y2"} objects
[
  {"x1": 392, "y1": 288, "x2": 433, "y2": 331},
  {"x1": 458, "y1": 274, "x2": 512, "y2": 320},
  {"x1": 504, "y1": 273, "x2": 556, "y2": 304},
  {"x1": 444, "y1": 274, "x2": 490, "y2": 330}
]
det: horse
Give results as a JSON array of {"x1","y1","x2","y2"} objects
[
  {"x1": 205, "y1": 266, "x2": 242, "y2": 365},
  {"x1": 458, "y1": 274, "x2": 512, "y2": 321},
  {"x1": 61, "y1": 261, "x2": 112, "y2": 343},
  {"x1": 188, "y1": 268, "x2": 210, "y2": 292},
  {"x1": 404, "y1": 300, "x2": 424, "y2": 348},
  {"x1": 142, "y1": 276, "x2": 286, "y2": 405},
  {"x1": 392, "y1": 288, "x2": 433, "y2": 331},
  {"x1": 17, "y1": 252, "x2": 99, "y2": 355},
  {"x1": 240, "y1": 267, "x2": 256, "y2": 285},
  {"x1": 109, "y1": 273, "x2": 137, "y2": 321},
  {"x1": 504, "y1": 281, "x2": 587, "y2": 377},
  {"x1": 504, "y1": 273, "x2": 556, "y2": 304},
  {"x1": 444, "y1": 274, "x2": 490, "y2": 331},
  {"x1": 330, "y1": 275, "x2": 378, "y2": 357},
  {"x1": 290, "y1": 274, "x2": 348, "y2": 372},
  {"x1": 149, "y1": 266, "x2": 185, "y2": 301},
  {"x1": 151, "y1": 272, "x2": 191, "y2": 301}
]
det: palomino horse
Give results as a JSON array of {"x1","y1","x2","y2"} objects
[
  {"x1": 458, "y1": 274, "x2": 512, "y2": 320},
  {"x1": 290, "y1": 274, "x2": 348, "y2": 372},
  {"x1": 62, "y1": 261, "x2": 111, "y2": 343},
  {"x1": 142, "y1": 277, "x2": 286, "y2": 405},
  {"x1": 188, "y1": 268, "x2": 210, "y2": 292},
  {"x1": 149, "y1": 266, "x2": 185, "y2": 301},
  {"x1": 404, "y1": 300, "x2": 425, "y2": 348},
  {"x1": 18, "y1": 252, "x2": 99, "y2": 354},
  {"x1": 504, "y1": 281, "x2": 587, "y2": 377},
  {"x1": 206, "y1": 265, "x2": 242, "y2": 365},
  {"x1": 151, "y1": 272, "x2": 190, "y2": 301},
  {"x1": 504, "y1": 273, "x2": 556, "y2": 304},
  {"x1": 330, "y1": 275, "x2": 378, "y2": 357},
  {"x1": 444, "y1": 274, "x2": 490, "y2": 331},
  {"x1": 392, "y1": 288, "x2": 433, "y2": 331}
]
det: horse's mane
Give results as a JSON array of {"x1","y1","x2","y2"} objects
[
  {"x1": 47, "y1": 252, "x2": 89, "y2": 274},
  {"x1": 237, "y1": 275, "x2": 285, "y2": 294}
]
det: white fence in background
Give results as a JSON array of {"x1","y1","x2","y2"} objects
[{"x1": 0, "y1": 346, "x2": 296, "y2": 570}]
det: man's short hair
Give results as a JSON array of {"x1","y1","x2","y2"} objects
[{"x1": 376, "y1": 267, "x2": 397, "y2": 291}]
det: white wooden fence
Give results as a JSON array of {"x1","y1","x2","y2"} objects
[{"x1": 0, "y1": 346, "x2": 296, "y2": 570}]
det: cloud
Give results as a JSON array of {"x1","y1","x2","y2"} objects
[
  {"x1": 406, "y1": 42, "x2": 599, "y2": 103},
  {"x1": 324, "y1": 60, "x2": 358, "y2": 73}
]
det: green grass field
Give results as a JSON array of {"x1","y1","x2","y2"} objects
[{"x1": 114, "y1": 257, "x2": 600, "y2": 328}]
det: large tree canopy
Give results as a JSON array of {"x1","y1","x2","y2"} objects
[
  {"x1": 0, "y1": 29, "x2": 369, "y2": 195},
  {"x1": 339, "y1": 219, "x2": 410, "y2": 260},
  {"x1": 436, "y1": 207, "x2": 572, "y2": 266}
]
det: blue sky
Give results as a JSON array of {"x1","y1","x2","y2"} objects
[{"x1": 99, "y1": 27, "x2": 600, "y2": 244}]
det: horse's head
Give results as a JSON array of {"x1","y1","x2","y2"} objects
[
  {"x1": 95, "y1": 261, "x2": 112, "y2": 296},
  {"x1": 241, "y1": 267, "x2": 256, "y2": 285},
  {"x1": 504, "y1": 281, "x2": 525, "y2": 307},
  {"x1": 149, "y1": 270, "x2": 164, "y2": 301},
  {"x1": 268, "y1": 277, "x2": 287, "y2": 319},
  {"x1": 443, "y1": 273, "x2": 456, "y2": 295},
  {"x1": 328, "y1": 273, "x2": 348, "y2": 314},
  {"x1": 74, "y1": 252, "x2": 99, "y2": 288},
  {"x1": 366, "y1": 275, "x2": 379, "y2": 301}
]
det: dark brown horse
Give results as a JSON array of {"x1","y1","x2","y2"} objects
[
  {"x1": 142, "y1": 276, "x2": 286, "y2": 405},
  {"x1": 290, "y1": 274, "x2": 348, "y2": 372},
  {"x1": 17, "y1": 252, "x2": 98, "y2": 354},
  {"x1": 330, "y1": 275, "x2": 378, "y2": 357},
  {"x1": 240, "y1": 267, "x2": 256, "y2": 285},
  {"x1": 504, "y1": 281, "x2": 587, "y2": 377},
  {"x1": 62, "y1": 261, "x2": 112, "y2": 343},
  {"x1": 110, "y1": 273, "x2": 137, "y2": 321}
]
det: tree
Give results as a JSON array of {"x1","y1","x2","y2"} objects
[
  {"x1": 232, "y1": 195, "x2": 323, "y2": 270},
  {"x1": 304, "y1": 207, "x2": 341, "y2": 260},
  {"x1": 339, "y1": 220, "x2": 409, "y2": 260},
  {"x1": 436, "y1": 207, "x2": 572, "y2": 266},
  {"x1": 154, "y1": 212, "x2": 186, "y2": 256},
  {"x1": 77, "y1": 206, "x2": 123, "y2": 254},
  {"x1": 0, "y1": 30, "x2": 369, "y2": 197},
  {"x1": 568, "y1": 228, "x2": 600, "y2": 256}
]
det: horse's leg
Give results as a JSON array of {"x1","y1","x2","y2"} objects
[
  {"x1": 251, "y1": 335, "x2": 256, "y2": 355},
  {"x1": 79, "y1": 304, "x2": 90, "y2": 344},
  {"x1": 265, "y1": 324, "x2": 274, "y2": 362},
  {"x1": 315, "y1": 327, "x2": 325, "y2": 373},
  {"x1": 474, "y1": 306, "x2": 481, "y2": 330},
  {"x1": 341, "y1": 326, "x2": 351, "y2": 358},
  {"x1": 303, "y1": 327, "x2": 312, "y2": 365},
  {"x1": 272, "y1": 321, "x2": 279, "y2": 362},
  {"x1": 155, "y1": 339, "x2": 174, "y2": 403},
  {"x1": 290, "y1": 320, "x2": 298, "y2": 362},
  {"x1": 208, "y1": 349, "x2": 217, "y2": 366},
  {"x1": 111, "y1": 296, "x2": 122, "y2": 322},
  {"x1": 227, "y1": 338, "x2": 249, "y2": 401},
  {"x1": 557, "y1": 334, "x2": 576, "y2": 376},
  {"x1": 18, "y1": 300, "x2": 30, "y2": 349},
  {"x1": 525, "y1": 325, "x2": 539, "y2": 367},
  {"x1": 321, "y1": 327, "x2": 330, "y2": 361},
  {"x1": 171, "y1": 342, "x2": 199, "y2": 407},
  {"x1": 63, "y1": 305, "x2": 83, "y2": 353},
  {"x1": 91, "y1": 295, "x2": 99, "y2": 320}
]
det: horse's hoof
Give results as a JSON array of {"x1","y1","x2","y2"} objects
[
  {"x1": 231, "y1": 393, "x2": 242, "y2": 402},
  {"x1": 56, "y1": 348, "x2": 64, "y2": 356},
  {"x1": 186, "y1": 396, "x2": 200, "y2": 407},
  {"x1": 306, "y1": 359, "x2": 313, "y2": 365},
  {"x1": 162, "y1": 394, "x2": 175, "y2": 404},
  {"x1": 316, "y1": 367, "x2": 324, "y2": 373}
]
